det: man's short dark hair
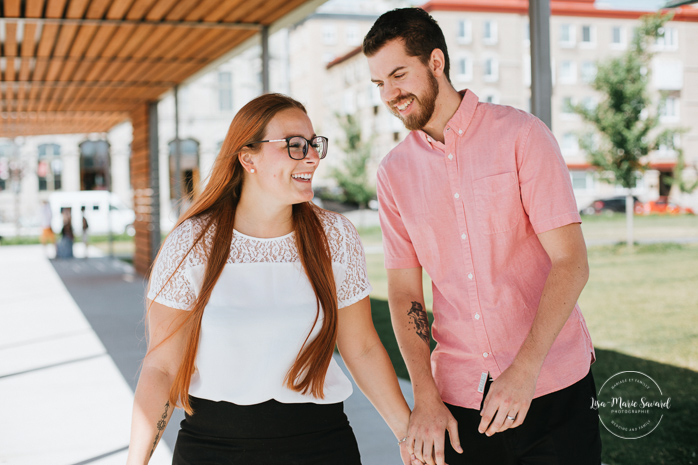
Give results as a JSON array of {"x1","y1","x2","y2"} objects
[{"x1": 363, "y1": 8, "x2": 450, "y2": 81}]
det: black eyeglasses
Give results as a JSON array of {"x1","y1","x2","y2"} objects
[{"x1": 248, "y1": 136, "x2": 328, "y2": 160}]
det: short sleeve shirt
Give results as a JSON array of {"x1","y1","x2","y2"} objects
[
  {"x1": 147, "y1": 210, "x2": 372, "y2": 405},
  {"x1": 377, "y1": 90, "x2": 595, "y2": 409}
]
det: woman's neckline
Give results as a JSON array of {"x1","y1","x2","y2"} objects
[{"x1": 233, "y1": 229, "x2": 295, "y2": 242}]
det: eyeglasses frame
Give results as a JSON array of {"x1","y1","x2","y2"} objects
[{"x1": 247, "y1": 135, "x2": 328, "y2": 160}]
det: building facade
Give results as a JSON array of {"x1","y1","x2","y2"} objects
[{"x1": 325, "y1": 0, "x2": 698, "y2": 211}]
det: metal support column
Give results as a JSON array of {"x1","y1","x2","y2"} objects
[
  {"x1": 261, "y1": 25, "x2": 270, "y2": 93},
  {"x1": 529, "y1": 0, "x2": 553, "y2": 129},
  {"x1": 173, "y1": 85, "x2": 182, "y2": 217},
  {"x1": 149, "y1": 101, "x2": 161, "y2": 263}
]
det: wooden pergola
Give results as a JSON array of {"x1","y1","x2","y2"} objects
[{"x1": 0, "y1": 0, "x2": 326, "y2": 274}]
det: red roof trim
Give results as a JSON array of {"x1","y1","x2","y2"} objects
[
  {"x1": 326, "y1": 46, "x2": 363, "y2": 69},
  {"x1": 421, "y1": 1, "x2": 698, "y2": 21}
]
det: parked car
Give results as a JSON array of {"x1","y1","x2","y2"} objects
[
  {"x1": 585, "y1": 195, "x2": 644, "y2": 215},
  {"x1": 643, "y1": 196, "x2": 695, "y2": 215}
]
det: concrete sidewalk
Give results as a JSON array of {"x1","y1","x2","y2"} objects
[{"x1": 0, "y1": 245, "x2": 412, "y2": 465}]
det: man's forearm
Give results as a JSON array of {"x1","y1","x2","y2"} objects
[{"x1": 389, "y1": 297, "x2": 439, "y2": 399}]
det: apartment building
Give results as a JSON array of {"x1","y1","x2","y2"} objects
[{"x1": 325, "y1": 0, "x2": 698, "y2": 210}]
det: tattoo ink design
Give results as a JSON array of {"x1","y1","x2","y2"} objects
[
  {"x1": 149, "y1": 401, "x2": 170, "y2": 458},
  {"x1": 407, "y1": 301, "x2": 430, "y2": 346}
]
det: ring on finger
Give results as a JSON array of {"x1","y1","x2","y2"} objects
[{"x1": 506, "y1": 414, "x2": 517, "y2": 421}]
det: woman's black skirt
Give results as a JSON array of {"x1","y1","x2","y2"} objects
[{"x1": 172, "y1": 396, "x2": 362, "y2": 465}]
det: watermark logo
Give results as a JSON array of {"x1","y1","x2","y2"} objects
[{"x1": 591, "y1": 371, "x2": 671, "y2": 439}]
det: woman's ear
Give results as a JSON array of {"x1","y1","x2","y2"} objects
[{"x1": 238, "y1": 149, "x2": 256, "y2": 174}]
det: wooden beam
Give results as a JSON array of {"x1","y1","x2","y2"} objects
[{"x1": 0, "y1": 17, "x2": 263, "y2": 30}]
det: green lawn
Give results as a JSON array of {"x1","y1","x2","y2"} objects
[{"x1": 360, "y1": 220, "x2": 698, "y2": 465}]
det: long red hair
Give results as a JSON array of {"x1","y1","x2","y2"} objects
[{"x1": 148, "y1": 94, "x2": 338, "y2": 415}]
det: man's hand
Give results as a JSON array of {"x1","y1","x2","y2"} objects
[
  {"x1": 406, "y1": 395, "x2": 462, "y2": 465},
  {"x1": 478, "y1": 363, "x2": 539, "y2": 436}
]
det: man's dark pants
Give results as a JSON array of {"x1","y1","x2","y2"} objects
[{"x1": 444, "y1": 370, "x2": 602, "y2": 465}]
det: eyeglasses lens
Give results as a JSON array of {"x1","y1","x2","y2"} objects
[
  {"x1": 288, "y1": 137, "x2": 307, "y2": 160},
  {"x1": 287, "y1": 136, "x2": 327, "y2": 160}
]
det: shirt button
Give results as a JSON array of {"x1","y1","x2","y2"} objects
[
  {"x1": 427, "y1": 136, "x2": 432, "y2": 142},
  {"x1": 458, "y1": 129, "x2": 463, "y2": 135},
  {"x1": 468, "y1": 273, "x2": 473, "y2": 280},
  {"x1": 446, "y1": 127, "x2": 450, "y2": 131},
  {"x1": 454, "y1": 193, "x2": 460, "y2": 199},
  {"x1": 474, "y1": 313, "x2": 480, "y2": 320},
  {"x1": 461, "y1": 233, "x2": 467, "y2": 240},
  {"x1": 448, "y1": 153, "x2": 453, "y2": 160},
  {"x1": 483, "y1": 352, "x2": 489, "y2": 358}
]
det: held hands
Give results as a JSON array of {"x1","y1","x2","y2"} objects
[
  {"x1": 478, "y1": 363, "x2": 539, "y2": 436},
  {"x1": 404, "y1": 396, "x2": 463, "y2": 465}
]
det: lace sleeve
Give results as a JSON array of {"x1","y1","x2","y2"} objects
[
  {"x1": 147, "y1": 220, "x2": 197, "y2": 310},
  {"x1": 336, "y1": 216, "x2": 373, "y2": 309}
]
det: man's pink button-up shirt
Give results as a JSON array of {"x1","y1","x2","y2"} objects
[{"x1": 377, "y1": 90, "x2": 595, "y2": 410}]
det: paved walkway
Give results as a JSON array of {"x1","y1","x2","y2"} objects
[{"x1": 0, "y1": 245, "x2": 413, "y2": 465}]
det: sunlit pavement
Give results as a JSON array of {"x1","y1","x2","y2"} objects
[{"x1": 0, "y1": 245, "x2": 413, "y2": 465}]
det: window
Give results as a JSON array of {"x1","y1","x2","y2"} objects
[
  {"x1": 169, "y1": 138, "x2": 200, "y2": 200},
  {"x1": 580, "y1": 25, "x2": 594, "y2": 46},
  {"x1": 79, "y1": 140, "x2": 110, "y2": 191},
  {"x1": 218, "y1": 71, "x2": 233, "y2": 111},
  {"x1": 483, "y1": 57, "x2": 499, "y2": 82},
  {"x1": 483, "y1": 20, "x2": 498, "y2": 45},
  {"x1": 581, "y1": 61, "x2": 597, "y2": 83},
  {"x1": 523, "y1": 54, "x2": 531, "y2": 87},
  {"x1": 652, "y1": 59, "x2": 683, "y2": 90},
  {"x1": 562, "y1": 97, "x2": 575, "y2": 115},
  {"x1": 581, "y1": 96, "x2": 597, "y2": 111},
  {"x1": 559, "y1": 60, "x2": 577, "y2": 84},
  {"x1": 37, "y1": 143, "x2": 62, "y2": 191},
  {"x1": 655, "y1": 27, "x2": 678, "y2": 50},
  {"x1": 560, "y1": 24, "x2": 575, "y2": 47},
  {"x1": 524, "y1": 22, "x2": 530, "y2": 44},
  {"x1": 659, "y1": 96, "x2": 679, "y2": 121},
  {"x1": 322, "y1": 24, "x2": 337, "y2": 45},
  {"x1": 483, "y1": 93, "x2": 499, "y2": 104},
  {"x1": 346, "y1": 24, "x2": 360, "y2": 46},
  {"x1": 570, "y1": 171, "x2": 592, "y2": 190},
  {"x1": 456, "y1": 56, "x2": 473, "y2": 82},
  {"x1": 457, "y1": 20, "x2": 472, "y2": 44},
  {"x1": 561, "y1": 133, "x2": 578, "y2": 153},
  {"x1": 0, "y1": 142, "x2": 16, "y2": 192},
  {"x1": 611, "y1": 26, "x2": 626, "y2": 49}
]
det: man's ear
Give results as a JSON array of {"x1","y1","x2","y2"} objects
[
  {"x1": 429, "y1": 48, "x2": 447, "y2": 78},
  {"x1": 238, "y1": 149, "x2": 256, "y2": 173}
]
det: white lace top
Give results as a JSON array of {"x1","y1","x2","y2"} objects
[{"x1": 147, "y1": 210, "x2": 372, "y2": 405}]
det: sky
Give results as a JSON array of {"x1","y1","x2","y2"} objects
[{"x1": 600, "y1": 0, "x2": 670, "y2": 10}]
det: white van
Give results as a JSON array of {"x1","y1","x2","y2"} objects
[{"x1": 49, "y1": 191, "x2": 135, "y2": 236}]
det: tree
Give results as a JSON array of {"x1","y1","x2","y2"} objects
[
  {"x1": 330, "y1": 113, "x2": 375, "y2": 210},
  {"x1": 574, "y1": 12, "x2": 679, "y2": 250}
]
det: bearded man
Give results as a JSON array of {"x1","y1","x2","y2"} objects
[{"x1": 363, "y1": 8, "x2": 601, "y2": 465}]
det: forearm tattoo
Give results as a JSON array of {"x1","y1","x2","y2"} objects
[
  {"x1": 407, "y1": 301, "x2": 430, "y2": 346},
  {"x1": 149, "y1": 401, "x2": 170, "y2": 458}
]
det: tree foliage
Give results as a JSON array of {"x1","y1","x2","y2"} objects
[
  {"x1": 574, "y1": 12, "x2": 677, "y2": 189},
  {"x1": 330, "y1": 113, "x2": 375, "y2": 208}
]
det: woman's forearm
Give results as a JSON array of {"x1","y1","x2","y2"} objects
[
  {"x1": 126, "y1": 366, "x2": 176, "y2": 465},
  {"x1": 341, "y1": 341, "x2": 411, "y2": 439}
]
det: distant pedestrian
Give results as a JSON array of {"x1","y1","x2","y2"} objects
[
  {"x1": 39, "y1": 200, "x2": 56, "y2": 254},
  {"x1": 56, "y1": 207, "x2": 74, "y2": 259},
  {"x1": 80, "y1": 205, "x2": 89, "y2": 257}
]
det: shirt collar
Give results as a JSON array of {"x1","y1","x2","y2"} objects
[{"x1": 419, "y1": 89, "x2": 479, "y2": 149}]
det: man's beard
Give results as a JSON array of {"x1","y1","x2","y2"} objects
[{"x1": 389, "y1": 72, "x2": 439, "y2": 131}]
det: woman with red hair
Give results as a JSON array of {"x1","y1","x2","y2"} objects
[{"x1": 126, "y1": 94, "x2": 411, "y2": 464}]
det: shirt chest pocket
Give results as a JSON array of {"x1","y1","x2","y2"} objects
[{"x1": 473, "y1": 172, "x2": 525, "y2": 235}]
